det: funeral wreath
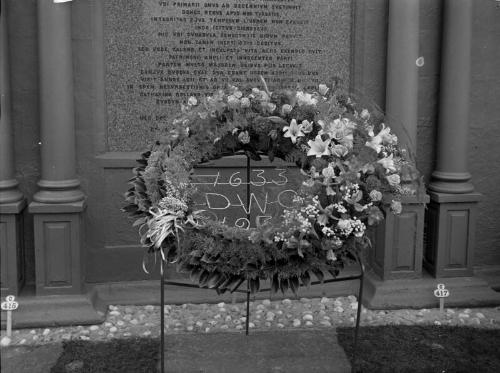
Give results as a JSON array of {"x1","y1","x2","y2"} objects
[{"x1": 123, "y1": 80, "x2": 422, "y2": 294}]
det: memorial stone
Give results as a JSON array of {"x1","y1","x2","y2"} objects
[{"x1": 105, "y1": 0, "x2": 352, "y2": 151}]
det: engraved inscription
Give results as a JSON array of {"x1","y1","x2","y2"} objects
[{"x1": 105, "y1": 0, "x2": 352, "y2": 151}]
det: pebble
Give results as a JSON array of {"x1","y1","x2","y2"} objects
[
  {"x1": 2, "y1": 297, "x2": 499, "y2": 347},
  {"x1": 302, "y1": 314, "x2": 313, "y2": 321},
  {"x1": 1, "y1": 336, "x2": 11, "y2": 347}
]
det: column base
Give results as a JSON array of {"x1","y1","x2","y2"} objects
[
  {"x1": 363, "y1": 270, "x2": 500, "y2": 309},
  {"x1": 424, "y1": 192, "x2": 482, "y2": 278},
  {"x1": 29, "y1": 200, "x2": 86, "y2": 295},
  {"x1": 33, "y1": 179, "x2": 85, "y2": 204},
  {"x1": 0, "y1": 199, "x2": 26, "y2": 296}
]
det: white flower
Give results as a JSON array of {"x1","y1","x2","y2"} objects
[
  {"x1": 283, "y1": 119, "x2": 305, "y2": 144},
  {"x1": 227, "y1": 95, "x2": 240, "y2": 108},
  {"x1": 307, "y1": 135, "x2": 331, "y2": 158},
  {"x1": 238, "y1": 131, "x2": 250, "y2": 144},
  {"x1": 360, "y1": 109, "x2": 370, "y2": 121},
  {"x1": 386, "y1": 174, "x2": 401, "y2": 186},
  {"x1": 369, "y1": 190, "x2": 382, "y2": 202},
  {"x1": 266, "y1": 102, "x2": 276, "y2": 112},
  {"x1": 377, "y1": 154, "x2": 396, "y2": 173},
  {"x1": 318, "y1": 84, "x2": 329, "y2": 96},
  {"x1": 322, "y1": 165, "x2": 336, "y2": 178},
  {"x1": 318, "y1": 118, "x2": 354, "y2": 148},
  {"x1": 337, "y1": 219, "x2": 350, "y2": 229},
  {"x1": 240, "y1": 97, "x2": 251, "y2": 108},
  {"x1": 296, "y1": 91, "x2": 318, "y2": 106},
  {"x1": 281, "y1": 104, "x2": 293, "y2": 115},
  {"x1": 188, "y1": 96, "x2": 197, "y2": 106},
  {"x1": 330, "y1": 144, "x2": 349, "y2": 157},
  {"x1": 365, "y1": 124, "x2": 397, "y2": 153},
  {"x1": 326, "y1": 249, "x2": 337, "y2": 261},
  {"x1": 390, "y1": 200, "x2": 402, "y2": 214},
  {"x1": 300, "y1": 120, "x2": 314, "y2": 134}
]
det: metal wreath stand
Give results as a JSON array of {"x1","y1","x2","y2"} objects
[{"x1": 160, "y1": 156, "x2": 365, "y2": 373}]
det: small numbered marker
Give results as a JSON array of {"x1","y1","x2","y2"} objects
[
  {"x1": 1, "y1": 295, "x2": 19, "y2": 337},
  {"x1": 433, "y1": 284, "x2": 450, "y2": 313}
]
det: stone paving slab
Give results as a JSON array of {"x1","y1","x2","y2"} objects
[
  {"x1": 0, "y1": 344, "x2": 63, "y2": 373},
  {"x1": 161, "y1": 329, "x2": 351, "y2": 373}
]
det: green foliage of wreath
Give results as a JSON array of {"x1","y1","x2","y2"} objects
[{"x1": 123, "y1": 81, "x2": 422, "y2": 294}]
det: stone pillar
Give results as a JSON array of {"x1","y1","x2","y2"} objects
[
  {"x1": 29, "y1": 0, "x2": 86, "y2": 295},
  {"x1": 426, "y1": 0, "x2": 481, "y2": 277},
  {"x1": 370, "y1": 0, "x2": 428, "y2": 280},
  {"x1": 0, "y1": 0, "x2": 26, "y2": 296},
  {"x1": 385, "y1": 0, "x2": 419, "y2": 151}
]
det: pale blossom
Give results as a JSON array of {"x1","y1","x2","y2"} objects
[
  {"x1": 377, "y1": 154, "x2": 396, "y2": 173},
  {"x1": 390, "y1": 200, "x2": 403, "y2": 214},
  {"x1": 296, "y1": 91, "x2": 318, "y2": 106},
  {"x1": 360, "y1": 109, "x2": 370, "y2": 121},
  {"x1": 307, "y1": 136, "x2": 331, "y2": 158},
  {"x1": 369, "y1": 190, "x2": 383, "y2": 202},
  {"x1": 227, "y1": 95, "x2": 240, "y2": 108},
  {"x1": 187, "y1": 96, "x2": 197, "y2": 106},
  {"x1": 322, "y1": 165, "x2": 336, "y2": 178},
  {"x1": 300, "y1": 120, "x2": 314, "y2": 134},
  {"x1": 283, "y1": 119, "x2": 305, "y2": 144},
  {"x1": 238, "y1": 131, "x2": 250, "y2": 144},
  {"x1": 318, "y1": 84, "x2": 329, "y2": 96},
  {"x1": 365, "y1": 124, "x2": 398, "y2": 153},
  {"x1": 240, "y1": 97, "x2": 251, "y2": 108},
  {"x1": 386, "y1": 174, "x2": 401, "y2": 186},
  {"x1": 281, "y1": 104, "x2": 293, "y2": 115},
  {"x1": 318, "y1": 118, "x2": 354, "y2": 148},
  {"x1": 330, "y1": 144, "x2": 349, "y2": 157}
]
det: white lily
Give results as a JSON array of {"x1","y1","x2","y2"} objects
[
  {"x1": 283, "y1": 119, "x2": 305, "y2": 144},
  {"x1": 307, "y1": 135, "x2": 331, "y2": 158}
]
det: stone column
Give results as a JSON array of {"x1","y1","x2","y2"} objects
[
  {"x1": 385, "y1": 0, "x2": 419, "y2": 151},
  {"x1": 425, "y1": 0, "x2": 481, "y2": 277},
  {"x1": 29, "y1": 0, "x2": 86, "y2": 295},
  {"x1": 0, "y1": 0, "x2": 26, "y2": 296},
  {"x1": 370, "y1": 0, "x2": 428, "y2": 281}
]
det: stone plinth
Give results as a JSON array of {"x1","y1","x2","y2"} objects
[{"x1": 424, "y1": 192, "x2": 482, "y2": 278}]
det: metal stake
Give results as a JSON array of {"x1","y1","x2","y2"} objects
[{"x1": 160, "y1": 258, "x2": 165, "y2": 373}]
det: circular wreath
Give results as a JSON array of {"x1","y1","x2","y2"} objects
[{"x1": 123, "y1": 80, "x2": 421, "y2": 294}]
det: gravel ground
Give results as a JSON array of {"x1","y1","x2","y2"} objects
[{"x1": 1, "y1": 296, "x2": 500, "y2": 347}]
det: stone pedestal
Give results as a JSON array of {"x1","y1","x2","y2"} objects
[
  {"x1": 30, "y1": 201, "x2": 86, "y2": 295},
  {"x1": 370, "y1": 195, "x2": 429, "y2": 280},
  {"x1": 0, "y1": 200, "x2": 26, "y2": 296},
  {"x1": 424, "y1": 192, "x2": 481, "y2": 278}
]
